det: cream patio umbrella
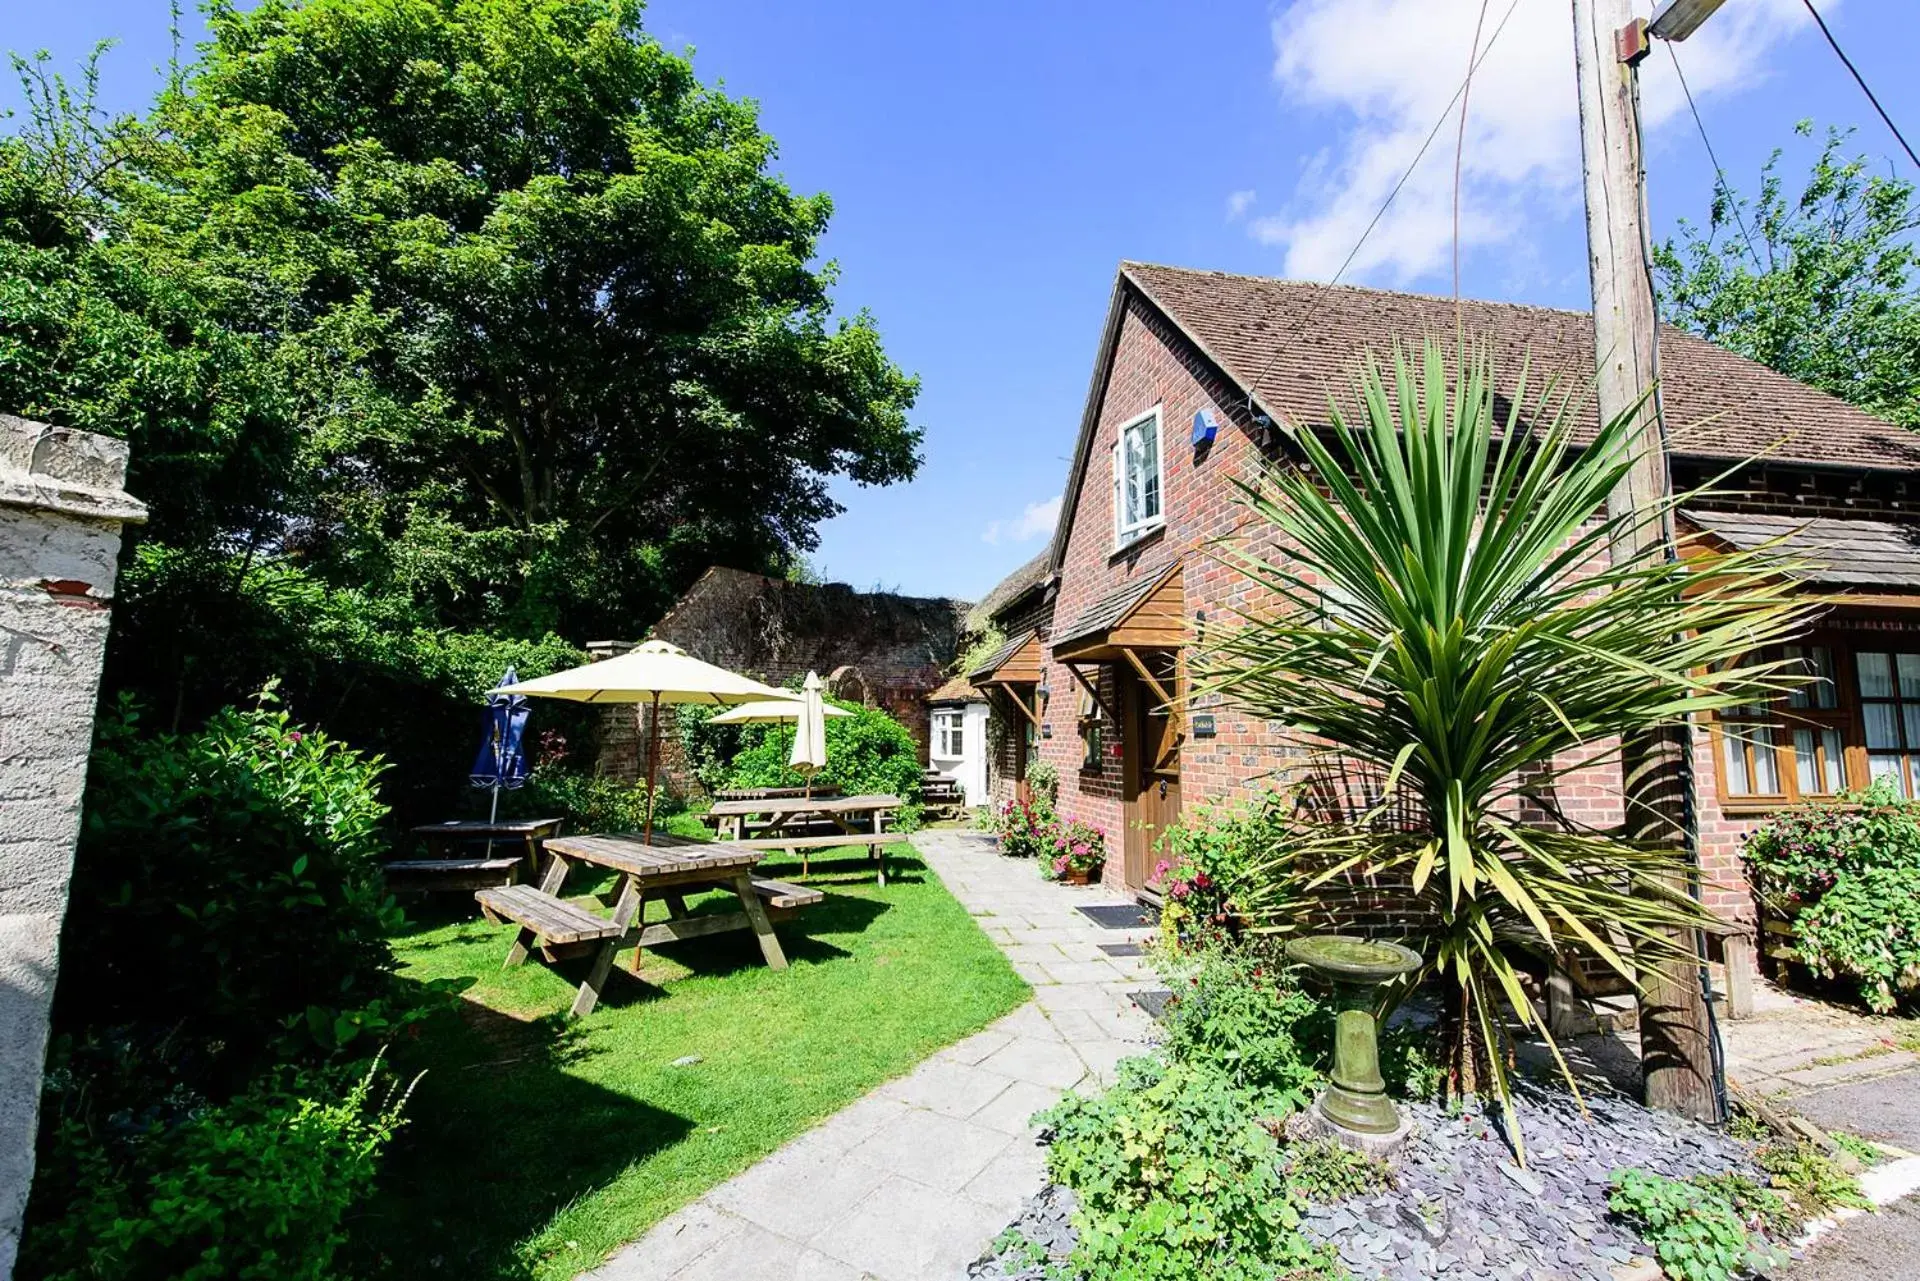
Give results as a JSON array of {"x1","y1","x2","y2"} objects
[
  {"x1": 786, "y1": 671, "x2": 830, "y2": 798},
  {"x1": 705, "y1": 697, "x2": 851, "y2": 725},
  {"x1": 493, "y1": 640, "x2": 796, "y2": 843}
]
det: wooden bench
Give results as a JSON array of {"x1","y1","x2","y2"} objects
[
  {"x1": 476, "y1": 883, "x2": 625, "y2": 965},
  {"x1": 385, "y1": 856, "x2": 523, "y2": 892},
  {"x1": 733, "y1": 831, "x2": 910, "y2": 882},
  {"x1": 748, "y1": 877, "x2": 824, "y2": 910}
]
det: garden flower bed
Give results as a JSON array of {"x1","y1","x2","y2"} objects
[{"x1": 964, "y1": 943, "x2": 1869, "y2": 1281}]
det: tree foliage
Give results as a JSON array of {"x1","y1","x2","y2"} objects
[
  {"x1": 1655, "y1": 122, "x2": 1920, "y2": 430},
  {"x1": 127, "y1": 0, "x2": 920, "y2": 637}
]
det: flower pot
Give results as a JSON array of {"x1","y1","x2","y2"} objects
[{"x1": 1062, "y1": 863, "x2": 1102, "y2": 886}]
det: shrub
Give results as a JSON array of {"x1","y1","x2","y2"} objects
[
  {"x1": 64, "y1": 697, "x2": 399, "y2": 1080},
  {"x1": 1025, "y1": 756, "x2": 1060, "y2": 807},
  {"x1": 1038, "y1": 1056, "x2": 1338, "y2": 1281},
  {"x1": 1157, "y1": 947, "x2": 1327, "y2": 1114},
  {"x1": 107, "y1": 547, "x2": 586, "y2": 826},
  {"x1": 1155, "y1": 797, "x2": 1292, "y2": 951},
  {"x1": 1607, "y1": 1168, "x2": 1784, "y2": 1281},
  {"x1": 1037, "y1": 817, "x2": 1108, "y2": 882},
  {"x1": 1744, "y1": 786, "x2": 1920, "y2": 1011},
  {"x1": 23, "y1": 1057, "x2": 412, "y2": 1281},
  {"x1": 992, "y1": 795, "x2": 1054, "y2": 858},
  {"x1": 722, "y1": 700, "x2": 924, "y2": 807}
]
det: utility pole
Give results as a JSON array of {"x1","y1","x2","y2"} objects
[{"x1": 1570, "y1": 0, "x2": 1720, "y2": 1123}]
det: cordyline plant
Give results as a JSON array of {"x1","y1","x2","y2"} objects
[{"x1": 1194, "y1": 338, "x2": 1816, "y2": 1147}]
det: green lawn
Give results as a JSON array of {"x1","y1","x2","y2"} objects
[{"x1": 350, "y1": 840, "x2": 1027, "y2": 1280}]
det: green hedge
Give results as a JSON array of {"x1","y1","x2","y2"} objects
[{"x1": 709, "y1": 700, "x2": 924, "y2": 809}]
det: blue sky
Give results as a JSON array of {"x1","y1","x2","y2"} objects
[{"x1": 6, "y1": 1, "x2": 1918, "y2": 605}]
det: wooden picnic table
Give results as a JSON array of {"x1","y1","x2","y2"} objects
[
  {"x1": 474, "y1": 832, "x2": 819, "y2": 1017},
  {"x1": 705, "y1": 793, "x2": 905, "y2": 884},
  {"x1": 388, "y1": 817, "x2": 564, "y2": 891}
]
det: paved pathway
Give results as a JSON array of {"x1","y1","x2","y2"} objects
[{"x1": 582, "y1": 829, "x2": 1158, "y2": 1281}]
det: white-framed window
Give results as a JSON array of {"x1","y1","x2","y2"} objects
[
  {"x1": 1111, "y1": 407, "x2": 1165, "y2": 547},
  {"x1": 932, "y1": 709, "x2": 964, "y2": 759}
]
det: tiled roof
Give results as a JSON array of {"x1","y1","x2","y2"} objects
[
  {"x1": 966, "y1": 550, "x2": 1051, "y2": 633},
  {"x1": 1053, "y1": 570, "x2": 1169, "y2": 649},
  {"x1": 1683, "y1": 509, "x2": 1920, "y2": 590},
  {"x1": 967, "y1": 629, "x2": 1037, "y2": 682},
  {"x1": 925, "y1": 673, "x2": 984, "y2": 704},
  {"x1": 1122, "y1": 262, "x2": 1920, "y2": 473}
]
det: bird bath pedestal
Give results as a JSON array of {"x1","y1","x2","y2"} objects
[{"x1": 1286, "y1": 934, "x2": 1423, "y2": 1153}]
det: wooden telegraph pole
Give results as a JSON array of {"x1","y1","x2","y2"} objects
[{"x1": 1570, "y1": 0, "x2": 1720, "y2": 1122}]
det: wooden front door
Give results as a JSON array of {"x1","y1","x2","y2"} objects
[{"x1": 1121, "y1": 651, "x2": 1183, "y2": 893}]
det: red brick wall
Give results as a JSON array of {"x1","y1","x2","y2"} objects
[
  {"x1": 984, "y1": 587, "x2": 1056, "y2": 809},
  {"x1": 1042, "y1": 286, "x2": 1918, "y2": 982},
  {"x1": 1045, "y1": 296, "x2": 1299, "y2": 880}
]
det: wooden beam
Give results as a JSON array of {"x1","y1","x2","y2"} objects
[
  {"x1": 988, "y1": 681, "x2": 1043, "y2": 727},
  {"x1": 1121, "y1": 647, "x2": 1175, "y2": 712},
  {"x1": 1064, "y1": 662, "x2": 1120, "y2": 724}
]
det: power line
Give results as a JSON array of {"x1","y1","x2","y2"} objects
[
  {"x1": 1453, "y1": 0, "x2": 1495, "y2": 323},
  {"x1": 1665, "y1": 42, "x2": 1763, "y2": 267},
  {"x1": 1800, "y1": 0, "x2": 1920, "y2": 172},
  {"x1": 1242, "y1": 0, "x2": 1524, "y2": 413}
]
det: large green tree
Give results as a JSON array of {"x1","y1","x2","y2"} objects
[
  {"x1": 128, "y1": 0, "x2": 920, "y2": 637},
  {"x1": 1655, "y1": 122, "x2": 1920, "y2": 430}
]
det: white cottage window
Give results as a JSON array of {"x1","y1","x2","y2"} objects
[
  {"x1": 932, "y1": 709, "x2": 964, "y2": 759},
  {"x1": 1112, "y1": 408, "x2": 1164, "y2": 547}
]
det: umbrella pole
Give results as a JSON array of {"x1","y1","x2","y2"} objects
[
  {"x1": 643, "y1": 691, "x2": 661, "y2": 845},
  {"x1": 486, "y1": 784, "x2": 500, "y2": 859}
]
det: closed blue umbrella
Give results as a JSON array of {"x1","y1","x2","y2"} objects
[{"x1": 471, "y1": 667, "x2": 530, "y2": 830}]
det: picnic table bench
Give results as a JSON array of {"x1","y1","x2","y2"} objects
[
  {"x1": 473, "y1": 832, "x2": 817, "y2": 1017},
  {"x1": 705, "y1": 793, "x2": 905, "y2": 884},
  {"x1": 387, "y1": 817, "x2": 564, "y2": 891},
  {"x1": 921, "y1": 770, "x2": 965, "y2": 814}
]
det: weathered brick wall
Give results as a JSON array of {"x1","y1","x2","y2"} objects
[
  {"x1": 594, "y1": 568, "x2": 967, "y2": 794},
  {"x1": 1042, "y1": 285, "x2": 1914, "y2": 983}
]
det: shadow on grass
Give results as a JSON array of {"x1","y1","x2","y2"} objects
[{"x1": 349, "y1": 980, "x2": 695, "y2": 1280}]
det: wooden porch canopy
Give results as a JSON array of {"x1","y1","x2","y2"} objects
[
  {"x1": 1050, "y1": 561, "x2": 1185, "y2": 718},
  {"x1": 967, "y1": 629, "x2": 1045, "y2": 726},
  {"x1": 1679, "y1": 509, "x2": 1920, "y2": 610}
]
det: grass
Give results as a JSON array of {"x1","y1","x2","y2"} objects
[{"x1": 348, "y1": 839, "x2": 1027, "y2": 1281}]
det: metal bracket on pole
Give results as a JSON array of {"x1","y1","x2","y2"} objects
[{"x1": 1616, "y1": 18, "x2": 1651, "y2": 66}]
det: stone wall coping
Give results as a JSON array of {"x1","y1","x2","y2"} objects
[{"x1": 0, "y1": 415, "x2": 148, "y2": 525}]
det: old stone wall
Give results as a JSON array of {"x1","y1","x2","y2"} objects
[
  {"x1": 0, "y1": 416, "x2": 144, "y2": 1277},
  {"x1": 593, "y1": 568, "x2": 968, "y2": 794}
]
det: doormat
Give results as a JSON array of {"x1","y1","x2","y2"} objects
[
  {"x1": 1130, "y1": 989, "x2": 1172, "y2": 1022},
  {"x1": 1076, "y1": 903, "x2": 1158, "y2": 930},
  {"x1": 1098, "y1": 942, "x2": 1145, "y2": 957}
]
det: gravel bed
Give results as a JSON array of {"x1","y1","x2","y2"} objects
[{"x1": 970, "y1": 1079, "x2": 1771, "y2": 1281}]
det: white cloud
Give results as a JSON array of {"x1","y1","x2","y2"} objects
[
  {"x1": 1253, "y1": 0, "x2": 1815, "y2": 285},
  {"x1": 1226, "y1": 188, "x2": 1258, "y2": 221},
  {"x1": 982, "y1": 493, "x2": 1062, "y2": 546}
]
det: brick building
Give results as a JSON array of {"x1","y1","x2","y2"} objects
[
  {"x1": 594, "y1": 567, "x2": 969, "y2": 794},
  {"x1": 1004, "y1": 261, "x2": 1920, "y2": 983}
]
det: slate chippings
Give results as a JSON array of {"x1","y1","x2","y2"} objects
[{"x1": 970, "y1": 1079, "x2": 1770, "y2": 1281}]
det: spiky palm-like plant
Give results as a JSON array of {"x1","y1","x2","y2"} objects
[{"x1": 1197, "y1": 340, "x2": 1815, "y2": 1135}]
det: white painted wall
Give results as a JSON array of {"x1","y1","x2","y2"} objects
[
  {"x1": 0, "y1": 417, "x2": 145, "y2": 1278},
  {"x1": 929, "y1": 700, "x2": 990, "y2": 808}
]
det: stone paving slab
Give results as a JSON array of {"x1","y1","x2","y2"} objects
[{"x1": 580, "y1": 829, "x2": 1157, "y2": 1281}]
